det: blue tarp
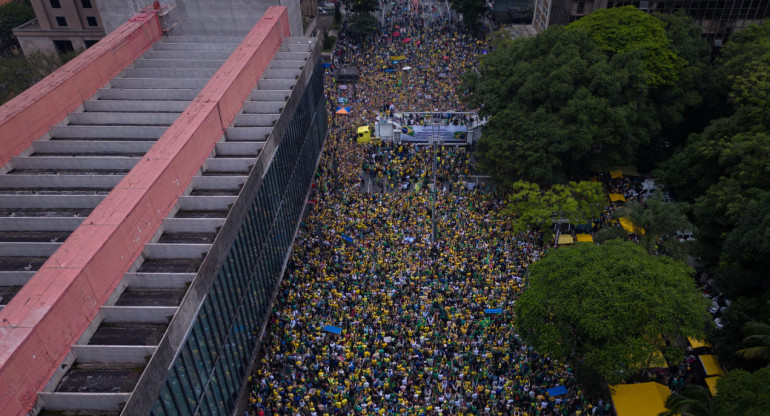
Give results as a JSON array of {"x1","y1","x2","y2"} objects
[
  {"x1": 340, "y1": 234, "x2": 354, "y2": 243},
  {"x1": 323, "y1": 62, "x2": 331, "y2": 68},
  {"x1": 323, "y1": 325, "x2": 342, "y2": 334},
  {"x1": 484, "y1": 309, "x2": 503, "y2": 314},
  {"x1": 547, "y1": 386, "x2": 568, "y2": 396}
]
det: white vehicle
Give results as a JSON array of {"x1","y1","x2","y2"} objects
[{"x1": 631, "y1": 180, "x2": 673, "y2": 202}]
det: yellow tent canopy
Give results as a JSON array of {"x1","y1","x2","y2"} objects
[
  {"x1": 576, "y1": 234, "x2": 593, "y2": 243},
  {"x1": 610, "y1": 170, "x2": 623, "y2": 179},
  {"x1": 704, "y1": 376, "x2": 720, "y2": 396},
  {"x1": 557, "y1": 235, "x2": 574, "y2": 245},
  {"x1": 610, "y1": 382, "x2": 670, "y2": 416},
  {"x1": 688, "y1": 337, "x2": 711, "y2": 349},
  {"x1": 699, "y1": 355, "x2": 724, "y2": 376},
  {"x1": 619, "y1": 217, "x2": 645, "y2": 235},
  {"x1": 609, "y1": 193, "x2": 626, "y2": 202}
]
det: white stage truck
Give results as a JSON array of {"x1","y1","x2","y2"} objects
[{"x1": 373, "y1": 111, "x2": 484, "y2": 146}]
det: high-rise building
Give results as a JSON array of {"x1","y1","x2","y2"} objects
[
  {"x1": 13, "y1": 0, "x2": 106, "y2": 55},
  {"x1": 0, "y1": 2, "x2": 327, "y2": 415},
  {"x1": 532, "y1": 0, "x2": 769, "y2": 45}
]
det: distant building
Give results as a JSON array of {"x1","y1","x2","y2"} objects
[
  {"x1": 13, "y1": 0, "x2": 105, "y2": 55},
  {"x1": 532, "y1": 0, "x2": 769, "y2": 45}
]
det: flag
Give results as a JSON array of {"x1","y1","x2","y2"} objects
[
  {"x1": 401, "y1": 126, "x2": 415, "y2": 136},
  {"x1": 453, "y1": 131, "x2": 467, "y2": 140}
]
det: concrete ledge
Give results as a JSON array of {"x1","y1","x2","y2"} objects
[
  {"x1": 71, "y1": 345, "x2": 156, "y2": 364},
  {"x1": 101, "y1": 306, "x2": 177, "y2": 324},
  {"x1": 0, "y1": 10, "x2": 162, "y2": 169},
  {"x1": 38, "y1": 392, "x2": 131, "y2": 412},
  {"x1": 124, "y1": 272, "x2": 195, "y2": 289},
  {"x1": 0, "y1": 195, "x2": 104, "y2": 209}
]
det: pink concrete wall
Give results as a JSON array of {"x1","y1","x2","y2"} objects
[
  {"x1": 0, "y1": 10, "x2": 162, "y2": 168},
  {"x1": 0, "y1": 7, "x2": 289, "y2": 416}
]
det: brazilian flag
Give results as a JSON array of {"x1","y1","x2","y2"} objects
[
  {"x1": 401, "y1": 126, "x2": 415, "y2": 136},
  {"x1": 453, "y1": 131, "x2": 467, "y2": 141}
]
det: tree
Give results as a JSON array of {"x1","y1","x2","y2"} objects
[
  {"x1": 346, "y1": 14, "x2": 378, "y2": 40},
  {"x1": 736, "y1": 321, "x2": 770, "y2": 362},
  {"x1": 713, "y1": 366, "x2": 770, "y2": 416},
  {"x1": 341, "y1": 0, "x2": 378, "y2": 14},
  {"x1": 567, "y1": 6, "x2": 686, "y2": 88},
  {"x1": 659, "y1": 385, "x2": 714, "y2": 416},
  {"x1": 612, "y1": 193, "x2": 692, "y2": 256},
  {"x1": 502, "y1": 180, "x2": 605, "y2": 234},
  {"x1": 729, "y1": 55, "x2": 770, "y2": 127},
  {"x1": 515, "y1": 240, "x2": 709, "y2": 386},
  {"x1": 0, "y1": 0, "x2": 35, "y2": 36},
  {"x1": 716, "y1": 21, "x2": 770, "y2": 82},
  {"x1": 462, "y1": 26, "x2": 656, "y2": 184},
  {"x1": 448, "y1": 0, "x2": 486, "y2": 28}
]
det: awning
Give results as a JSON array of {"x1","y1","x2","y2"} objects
[
  {"x1": 610, "y1": 382, "x2": 670, "y2": 416},
  {"x1": 335, "y1": 107, "x2": 351, "y2": 114},
  {"x1": 688, "y1": 337, "x2": 711, "y2": 349},
  {"x1": 610, "y1": 170, "x2": 623, "y2": 179},
  {"x1": 704, "y1": 376, "x2": 720, "y2": 396},
  {"x1": 609, "y1": 193, "x2": 626, "y2": 202},
  {"x1": 576, "y1": 234, "x2": 593, "y2": 243},
  {"x1": 557, "y1": 235, "x2": 574, "y2": 245},
  {"x1": 619, "y1": 217, "x2": 645, "y2": 235},
  {"x1": 699, "y1": 355, "x2": 724, "y2": 376}
]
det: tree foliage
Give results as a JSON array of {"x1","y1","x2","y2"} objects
[
  {"x1": 515, "y1": 240, "x2": 708, "y2": 385},
  {"x1": 659, "y1": 385, "x2": 714, "y2": 416},
  {"x1": 613, "y1": 193, "x2": 692, "y2": 256},
  {"x1": 502, "y1": 180, "x2": 605, "y2": 233},
  {"x1": 714, "y1": 366, "x2": 770, "y2": 416},
  {"x1": 0, "y1": 0, "x2": 35, "y2": 35},
  {"x1": 463, "y1": 26, "x2": 655, "y2": 185},
  {"x1": 346, "y1": 14, "x2": 378, "y2": 40},
  {"x1": 567, "y1": 6, "x2": 686, "y2": 87},
  {"x1": 341, "y1": 0, "x2": 378, "y2": 14}
]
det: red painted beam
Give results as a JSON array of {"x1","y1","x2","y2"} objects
[
  {"x1": 0, "y1": 8, "x2": 290, "y2": 415},
  {"x1": 0, "y1": 10, "x2": 162, "y2": 168}
]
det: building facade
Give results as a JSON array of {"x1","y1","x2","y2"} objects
[
  {"x1": 0, "y1": 4, "x2": 324, "y2": 416},
  {"x1": 13, "y1": 0, "x2": 105, "y2": 54},
  {"x1": 532, "y1": 0, "x2": 769, "y2": 44}
]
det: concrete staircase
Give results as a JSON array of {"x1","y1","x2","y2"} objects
[
  {"x1": 35, "y1": 38, "x2": 314, "y2": 415},
  {"x1": 0, "y1": 36, "x2": 240, "y2": 312}
]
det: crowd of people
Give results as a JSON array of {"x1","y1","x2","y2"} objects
[{"x1": 245, "y1": 2, "x2": 608, "y2": 415}]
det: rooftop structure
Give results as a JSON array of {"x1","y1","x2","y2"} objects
[{"x1": 0, "y1": 5, "x2": 326, "y2": 415}]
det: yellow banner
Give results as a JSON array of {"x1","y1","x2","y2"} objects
[{"x1": 390, "y1": 55, "x2": 406, "y2": 61}]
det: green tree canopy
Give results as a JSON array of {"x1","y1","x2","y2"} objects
[
  {"x1": 502, "y1": 180, "x2": 605, "y2": 233},
  {"x1": 567, "y1": 6, "x2": 686, "y2": 88},
  {"x1": 714, "y1": 366, "x2": 770, "y2": 416},
  {"x1": 716, "y1": 21, "x2": 770, "y2": 81},
  {"x1": 0, "y1": 0, "x2": 35, "y2": 35},
  {"x1": 515, "y1": 240, "x2": 708, "y2": 385},
  {"x1": 346, "y1": 14, "x2": 378, "y2": 40},
  {"x1": 612, "y1": 193, "x2": 692, "y2": 257},
  {"x1": 462, "y1": 26, "x2": 655, "y2": 184},
  {"x1": 341, "y1": 0, "x2": 379, "y2": 14}
]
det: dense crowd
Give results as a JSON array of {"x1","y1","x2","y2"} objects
[{"x1": 246, "y1": 2, "x2": 608, "y2": 415}]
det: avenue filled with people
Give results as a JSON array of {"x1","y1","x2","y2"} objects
[{"x1": 246, "y1": 2, "x2": 608, "y2": 414}]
